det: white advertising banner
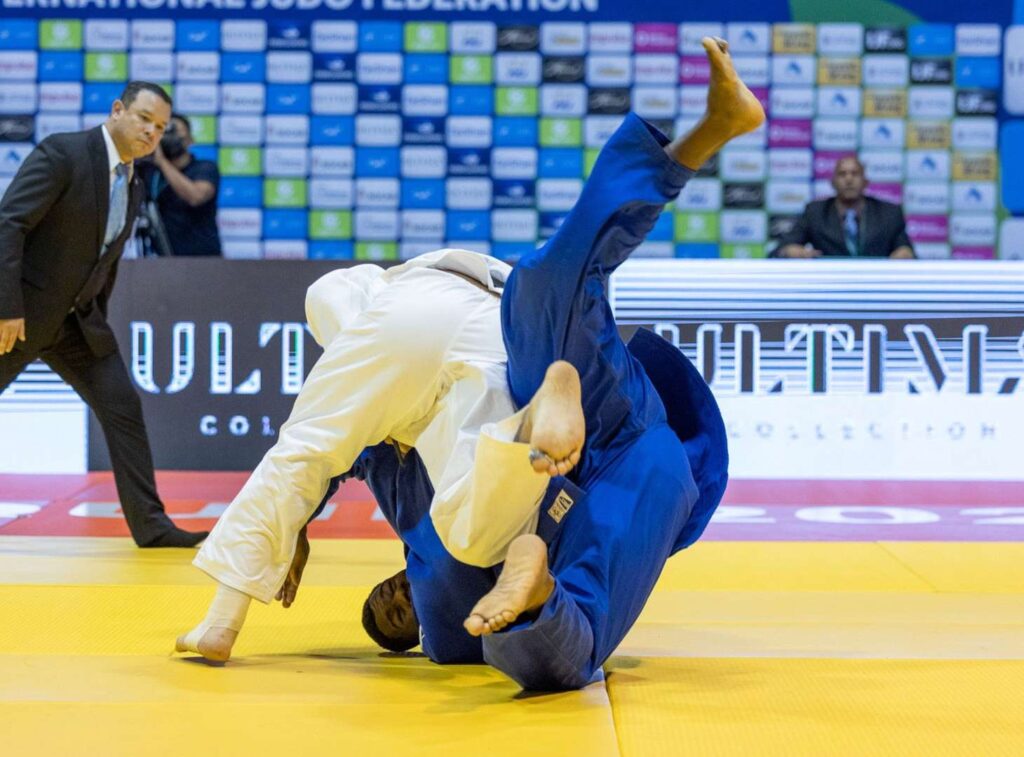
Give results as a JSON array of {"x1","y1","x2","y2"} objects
[{"x1": 611, "y1": 260, "x2": 1024, "y2": 481}]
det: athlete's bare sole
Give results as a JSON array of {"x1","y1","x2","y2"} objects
[
  {"x1": 464, "y1": 534, "x2": 554, "y2": 636},
  {"x1": 668, "y1": 37, "x2": 767, "y2": 169},
  {"x1": 517, "y1": 360, "x2": 584, "y2": 477}
]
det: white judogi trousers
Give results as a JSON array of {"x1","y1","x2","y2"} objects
[{"x1": 194, "y1": 250, "x2": 549, "y2": 603}]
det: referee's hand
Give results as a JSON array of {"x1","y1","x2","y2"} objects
[{"x1": 0, "y1": 318, "x2": 25, "y2": 355}]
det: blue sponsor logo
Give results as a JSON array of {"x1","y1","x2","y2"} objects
[
  {"x1": 493, "y1": 179, "x2": 536, "y2": 208},
  {"x1": 449, "y1": 86, "x2": 494, "y2": 115},
  {"x1": 358, "y1": 84, "x2": 401, "y2": 113},
  {"x1": 491, "y1": 242, "x2": 535, "y2": 261},
  {"x1": 447, "y1": 210, "x2": 491, "y2": 239},
  {"x1": 266, "y1": 84, "x2": 311, "y2": 114},
  {"x1": 355, "y1": 147, "x2": 400, "y2": 177},
  {"x1": 908, "y1": 24, "x2": 954, "y2": 56},
  {"x1": 311, "y1": 116, "x2": 354, "y2": 145},
  {"x1": 359, "y1": 22, "x2": 403, "y2": 52},
  {"x1": 539, "y1": 212, "x2": 567, "y2": 238},
  {"x1": 39, "y1": 52, "x2": 83, "y2": 81},
  {"x1": 191, "y1": 145, "x2": 217, "y2": 162},
  {"x1": 269, "y1": 20, "x2": 311, "y2": 50},
  {"x1": 1, "y1": 146, "x2": 25, "y2": 172},
  {"x1": 448, "y1": 147, "x2": 491, "y2": 176},
  {"x1": 222, "y1": 53, "x2": 266, "y2": 83},
  {"x1": 402, "y1": 178, "x2": 445, "y2": 208},
  {"x1": 176, "y1": 21, "x2": 220, "y2": 51},
  {"x1": 874, "y1": 123, "x2": 893, "y2": 139},
  {"x1": 83, "y1": 83, "x2": 124, "y2": 112},
  {"x1": 675, "y1": 243, "x2": 720, "y2": 258},
  {"x1": 0, "y1": 20, "x2": 37, "y2": 50},
  {"x1": 403, "y1": 116, "x2": 445, "y2": 144},
  {"x1": 404, "y1": 54, "x2": 448, "y2": 84},
  {"x1": 649, "y1": 212, "x2": 674, "y2": 241},
  {"x1": 494, "y1": 117, "x2": 538, "y2": 146},
  {"x1": 313, "y1": 53, "x2": 356, "y2": 82},
  {"x1": 955, "y1": 57, "x2": 1000, "y2": 89},
  {"x1": 263, "y1": 209, "x2": 308, "y2": 239},
  {"x1": 538, "y1": 148, "x2": 582, "y2": 178},
  {"x1": 218, "y1": 177, "x2": 263, "y2": 207},
  {"x1": 309, "y1": 240, "x2": 354, "y2": 260},
  {"x1": 1002, "y1": 122, "x2": 1024, "y2": 213}
]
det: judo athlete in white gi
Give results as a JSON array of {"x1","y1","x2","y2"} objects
[
  {"x1": 314, "y1": 38, "x2": 765, "y2": 690},
  {"x1": 175, "y1": 247, "x2": 583, "y2": 660},
  {"x1": 176, "y1": 38, "x2": 764, "y2": 689}
]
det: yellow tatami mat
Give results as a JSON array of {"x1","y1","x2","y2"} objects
[
  {"x1": 605, "y1": 658, "x2": 1024, "y2": 757},
  {"x1": 1, "y1": 537, "x2": 1022, "y2": 756}
]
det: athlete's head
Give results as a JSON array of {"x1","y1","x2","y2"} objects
[{"x1": 362, "y1": 569, "x2": 419, "y2": 652}]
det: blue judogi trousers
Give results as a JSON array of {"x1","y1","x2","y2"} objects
[
  {"x1": 483, "y1": 114, "x2": 701, "y2": 689},
  {"x1": 336, "y1": 114, "x2": 713, "y2": 689}
]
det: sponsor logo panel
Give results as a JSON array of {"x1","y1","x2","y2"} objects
[
  {"x1": 773, "y1": 24, "x2": 816, "y2": 54},
  {"x1": 589, "y1": 22, "x2": 633, "y2": 54},
  {"x1": 903, "y1": 183, "x2": 951, "y2": 214},
  {"x1": 1004, "y1": 27, "x2": 1024, "y2": 115},
  {"x1": 541, "y1": 22, "x2": 586, "y2": 55}
]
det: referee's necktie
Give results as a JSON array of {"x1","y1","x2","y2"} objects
[
  {"x1": 843, "y1": 208, "x2": 859, "y2": 256},
  {"x1": 103, "y1": 162, "x2": 129, "y2": 251}
]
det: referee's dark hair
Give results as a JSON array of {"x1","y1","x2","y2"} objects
[{"x1": 119, "y1": 81, "x2": 173, "y2": 109}]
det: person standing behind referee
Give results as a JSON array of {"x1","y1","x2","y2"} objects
[
  {"x1": 0, "y1": 82, "x2": 208, "y2": 548},
  {"x1": 144, "y1": 113, "x2": 222, "y2": 257}
]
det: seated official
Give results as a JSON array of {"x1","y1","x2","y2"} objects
[
  {"x1": 140, "y1": 113, "x2": 222, "y2": 256},
  {"x1": 772, "y1": 156, "x2": 915, "y2": 259}
]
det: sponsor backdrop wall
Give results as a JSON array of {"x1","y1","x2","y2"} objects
[
  {"x1": 1, "y1": 0, "x2": 1023, "y2": 479},
  {"x1": 73, "y1": 258, "x2": 1022, "y2": 480},
  {"x1": 1, "y1": 0, "x2": 1023, "y2": 260}
]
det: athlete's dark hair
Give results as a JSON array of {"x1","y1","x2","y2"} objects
[{"x1": 361, "y1": 584, "x2": 418, "y2": 652}]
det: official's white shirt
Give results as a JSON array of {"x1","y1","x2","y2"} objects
[
  {"x1": 195, "y1": 249, "x2": 549, "y2": 602},
  {"x1": 100, "y1": 124, "x2": 133, "y2": 183}
]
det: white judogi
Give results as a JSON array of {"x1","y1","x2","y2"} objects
[{"x1": 194, "y1": 249, "x2": 549, "y2": 602}]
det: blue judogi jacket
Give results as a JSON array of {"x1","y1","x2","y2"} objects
[{"x1": 325, "y1": 326, "x2": 728, "y2": 662}]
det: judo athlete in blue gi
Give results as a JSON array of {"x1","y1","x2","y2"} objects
[{"x1": 287, "y1": 38, "x2": 766, "y2": 690}]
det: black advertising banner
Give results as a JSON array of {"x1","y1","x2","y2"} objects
[
  {"x1": 92, "y1": 258, "x2": 1024, "y2": 480},
  {"x1": 91, "y1": 259, "x2": 354, "y2": 471}
]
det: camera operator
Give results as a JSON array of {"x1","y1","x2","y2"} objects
[{"x1": 144, "y1": 113, "x2": 222, "y2": 257}]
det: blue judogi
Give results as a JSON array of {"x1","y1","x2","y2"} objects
[
  {"x1": 485, "y1": 113, "x2": 728, "y2": 689},
  {"x1": 331, "y1": 114, "x2": 729, "y2": 689}
]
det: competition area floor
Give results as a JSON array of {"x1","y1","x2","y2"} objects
[{"x1": 1, "y1": 473, "x2": 1022, "y2": 756}]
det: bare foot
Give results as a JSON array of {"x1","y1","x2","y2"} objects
[
  {"x1": 175, "y1": 625, "x2": 238, "y2": 662},
  {"x1": 667, "y1": 37, "x2": 766, "y2": 169},
  {"x1": 464, "y1": 534, "x2": 554, "y2": 636},
  {"x1": 516, "y1": 361, "x2": 584, "y2": 477},
  {"x1": 703, "y1": 36, "x2": 766, "y2": 139}
]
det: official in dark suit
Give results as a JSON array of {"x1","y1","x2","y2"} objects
[
  {"x1": 0, "y1": 82, "x2": 207, "y2": 548},
  {"x1": 773, "y1": 156, "x2": 916, "y2": 259}
]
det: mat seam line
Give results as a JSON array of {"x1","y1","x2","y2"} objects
[{"x1": 875, "y1": 542, "x2": 941, "y2": 592}]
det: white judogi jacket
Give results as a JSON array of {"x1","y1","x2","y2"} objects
[{"x1": 194, "y1": 249, "x2": 548, "y2": 602}]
